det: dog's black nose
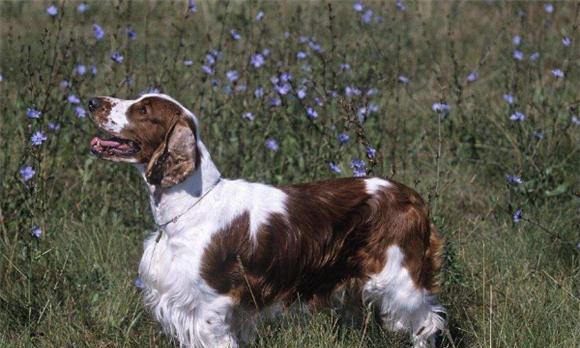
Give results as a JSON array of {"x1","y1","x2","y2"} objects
[{"x1": 88, "y1": 98, "x2": 100, "y2": 112}]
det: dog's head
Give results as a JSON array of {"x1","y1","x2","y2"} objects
[{"x1": 88, "y1": 94, "x2": 201, "y2": 187}]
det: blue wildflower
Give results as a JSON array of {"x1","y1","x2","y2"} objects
[
  {"x1": 366, "y1": 146, "x2": 377, "y2": 158},
  {"x1": 30, "y1": 131, "x2": 47, "y2": 146},
  {"x1": 396, "y1": 0, "x2": 407, "y2": 11},
  {"x1": 338, "y1": 132, "x2": 350, "y2": 144},
  {"x1": 562, "y1": 36, "x2": 571, "y2": 47},
  {"x1": 262, "y1": 48, "x2": 270, "y2": 56},
  {"x1": 111, "y1": 52, "x2": 124, "y2": 64},
  {"x1": 0, "y1": 73, "x2": 3, "y2": 82},
  {"x1": 467, "y1": 71, "x2": 478, "y2": 82},
  {"x1": 251, "y1": 53, "x2": 265, "y2": 68},
  {"x1": 353, "y1": 2, "x2": 363, "y2": 12},
  {"x1": 503, "y1": 93, "x2": 515, "y2": 105},
  {"x1": 226, "y1": 70, "x2": 239, "y2": 82},
  {"x1": 551, "y1": 69, "x2": 564, "y2": 78},
  {"x1": 297, "y1": 88, "x2": 307, "y2": 100},
  {"x1": 362, "y1": 9, "x2": 373, "y2": 24},
  {"x1": 68, "y1": 94, "x2": 80, "y2": 104},
  {"x1": 243, "y1": 112, "x2": 254, "y2": 121},
  {"x1": 235, "y1": 84, "x2": 247, "y2": 93},
  {"x1": 256, "y1": 11, "x2": 264, "y2": 21},
  {"x1": 510, "y1": 111, "x2": 526, "y2": 122},
  {"x1": 90, "y1": 65, "x2": 97, "y2": 75},
  {"x1": 127, "y1": 27, "x2": 137, "y2": 40},
  {"x1": 572, "y1": 115, "x2": 580, "y2": 126},
  {"x1": 513, "y1": 50, "x2": 524, "y2": 61},
  {"x1": 345, "y1": 86, "x2": 361, "y2": 97},
  {"x1": 26, "y1": 107, "x2": 42, "y2": 119},
  {"x1": 201, "y1": 65, "x2": 214, "y2": 75},
  {"x1": 134, "y1": 277, "x2": 145, "y2": 289},
  {"x1": 308, "y1": 40, "x2": 322, "y2": 52},
  {"x1": 432, "y1": 102, "x2": 450, "y2": 114},
  {"x1": 183, "y1": 60, "x2": 193, "y2": 66},
  {"x1": 205, "y1": 53, "x2": 216, "y2": 66},
  {"x1": 544, "y1": 3, "x2": 554, "y2": 14},
  {"x1": 265, "y1": 138, "x2": 279, "y2": 152},
  {"x1": 59, "y1": 80, "x2": 69, "y2": 89},
  {"x1": 306, "y1": 107, "x2": 318, "y2": 119},
  {"x1": 75, "y1": 64, "x2": 86, "y2": 75},
  {"x1": 270, "y1": 97, "x2": 282, "y2": 107},
  {"x1": 366, "y1": 88, "x2": 378, "y2": 96},
  {"x1": 47, "y1": 5, "x2": 58, "y2": 16},
  {"x1": 329, "y1": 162, "x2": 342, "y2": 173},
  {"x1": 529, "y1": 52, "x2": 540, "y2": 62},
  {"x1": 351, "y1": 159, "x2": 367, "y2": 177},
  {"x1": 280, "y1": 72, "x2": 292, "y2": 82},
  {"x1": 398, "y1": 75, "x2": 410, "y2": 84},
  {"x1": 276, "y1": 83, "x2": 291, "y2": 95},
  {"x1": 297, "y1": 51, "x2": 308, "y2": 59},
  {"x1": 20, "y1": 166, "x2": 35, "y2": 182},
  {"x1": 31, "y1": 226, "x2": 42, "y2": 239},
  {"x1": 512, "y1": 35, "x2": 521, "y2": 46},
  {"x1": 340, "y1": 63, "x2": 351, "y2": 71},
  {"x1": 48, "y1": 122, "x2": 60, "y2": 131},
  {"x1": 230, "y1": 29, "x2": 241, "y2": 41},
  {"x1": 93, "y1": 24, "x2": 105, "y2": 40},
  {"x1": 506, "y1": 175, "x2": 523, "y2": 185},
  {"x1": 75, "y1": 106, "x2": 87, "y2": 118},
  {"x1": 512, "y1": 208, "x2": 522, "y2": 223},
  {"x1": 77, "y1": 2, "x2": 89, "y2": 13},
  {"x1": 188, "y1": 0, "x2": 197, "y2": 12},
  {"x1": 254, "y1": 87, "x2": 264, "y2": 98}
]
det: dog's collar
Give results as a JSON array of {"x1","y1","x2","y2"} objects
[{"x1": 155, "y1": 177, "x2": 222, "y2": 242}]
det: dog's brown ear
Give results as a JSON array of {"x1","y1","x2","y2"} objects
[{"x1": 145, "y1": 118, "x2": 199, "y2": 187}]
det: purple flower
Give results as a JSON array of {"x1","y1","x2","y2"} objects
[
  {"x1": 513, "y1": 50, "x2": 524, "y2": 61},
  {"x1": 308, "y1": 40, "x2": 322, "y2": 52},
  {"x1": 111, "y1": 52, "x2": 124, "y2": 64},
  {"x1": 75, "y1": 106, "x2": 87, "y2": 118},
  {"x1": 256, "y1": 11, "x2": 264, "y2": 21},
  {"x1": 432, "y1": 102, "x2": 450, "y2": 114},
  {"x1": 20, "y1": 166, "x2": 35, "y2": 182},
  {"x1": 90, "y1": 65, "x2": 97, "y2": 75},
  {"x1": 396, "y1": 0, "x2": 407, "y2": 11},
  {"x1": 262, "y1": 48, "x2": 270, "y2": 57},
  {"x1": 226, "y1": 70, "x2": 239, "y2": 82},
  {"x1": 340, "y1": 63, "x2": 351, "y2": 71},
  {"x1": 31, "y1": 226, "x2": 42, "y2": 239},
  {"x1": 296, "y1": 51, "x2": 308, "y2": 59},
  {"x1": 235, "y1": 84, "x2": 247, "y2": 93},
  {"x1": 254, "y1": 87, "x2": 264, "y2": 98},
  {"x1": 93, "y1": 24, "x2": 105, "y2": 40},
  {"x1": 230, "y1": 29, "x2": 241, "y2": 41},
  {"x1": 47, "y1": 5, "x2": 58, "y2": 16},
  {"x1": 201, "y1": 65, "x2": 214, "y2": 75},
  {"x1": 265, "y1": 138, "x2": 279, "y2": 152},
  {"x1": 306, "y1": 107, "x2": 318, "y2": 119},
  {"x1": 59, "y1": 80, "x2": 69, "y2": 89},
  {"x1": 353, "y1": 2, "x2": 363, "y2": 12},
  {"x1": 529, "y1": 52, "x2": 540, "y2": 62},
  {"x1": 183, "y1": 60, "x2": 193, "y2": 66},
  {"x1": 366, "y1": 146, "x2": 377, "y2": 158},
  {"x1": 512, "y1": 208, "x2": 522, "y2": 223},
  {"x1": 134, "y1": 277, "x2": 145, "y2": 289},
  {"x1": 398, "y1": 75, "x2": 410, "y2": 84},
  {"x1": 77, "y1": 2, "x2": 89, "y2": 13},
  {"x1": 551, "y1": 69, "x2": 564, "y2": 78},
  {"x1": 297, "y1": 88, "x2": 307, "y2": 99},
  {"x1": 276, "y1": 83, "x2": 291, "y2": 95},
  {"x1": 30, "y1": 131, "x2": 47, "y2": 146},
  {"x1": 270, "y1": 97, "x2": 282, "y2": 107},
  {"x1": 48, "y1": 122, "x2": 61, "y2": 131},
  {"x1": 562, "y1": 36, "x2": 571, "y2": 47},
  {"x1": 544, "y1": 3, "x2": 554, "y2": 14},
  {"x1": 467, "y1": 71, "x2": 478, "y2": 82},
  {"x1": 503, "y1": 93, "x2": 515, "y2": 105},
  {"x1": 127, "y1": 27, "x2": 137, "y2": 40},
  {"x1": 205, "y1": 53, "x2": 216, "y2": 66},
  {"x1": 251, "y1": 53, "x2": 265, "y2": 68},
  {"x1": 361, "y1": 9, "x2": 373, "y2": 24},
  {"x1": 366, "y1": 88, "x2": 378, "y2": 96},
  {"x1": 510, "y1": 111, "x2": 526, "y2": 122},
  {"x1": 512, "y1": 35, "x2": 522, "y2": 46},
  {"x1": 188, "y1": 0, "x2": 197, "y2": 12},
  {"x1": 68, "y1": 94, "x2": 80, "y2": 104},
  {"x1": 506, "y1": 175, "x2": 523, "y2": 185},
  {"x1": 338, "y1": 132, "x2": 350, "y2": 144},
  {"x1": 572, "y1": 115, "x2": 580, "y2": 126},
  {"x1": 75, "y1": 64, "x2": 87, "y2": 76},
  {"x1": 26, "y1": 107, "x2": 42, "y2": 119},
  {"x1": 329, "y1": 162, "x2": 342, "y2": 173},
  {"x1": 243, "y1": 112, "x2": 254, "y2": 121},
  {"x1": 351, "y1": 159, "x2": 366, "y2": 177},
  {"x1": 280, "y1": 72, "x2": 292, "y2": 82},
  {"x1": 345, "y1": 86, "x2": 361, "y2": 97}
]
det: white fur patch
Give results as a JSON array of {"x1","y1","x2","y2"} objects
[
  {"x1": 101, "y1": 97, "x2": 131, "y2": 133},
  {"x1": 364, "y1": 177, "x2": 392, "y2": 194}
]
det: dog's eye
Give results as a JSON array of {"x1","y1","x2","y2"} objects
[{"x1": 139, "y1": 106, "x2": 147, "y2": 115}]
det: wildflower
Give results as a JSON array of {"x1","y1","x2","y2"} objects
[
  {"x1": 396, "y1": 0, "x2": 407, "y2": 11},
  {"x1": 90, "y1": 65, "x2": 97, "y2": 75},
  {"x1": 93, "y1": 24, "x2": 105, "y2": 40},
  {"x1": 134, "y1": 277, "x2": 145, "y2": 289},
  {"x1": 329, "y1": 162, "x2": 342, "y2": 173},
  {"x1": 544, "y1": 3, "x2": 554, "y2": 14},
  {"x1": 262, "y1": 48, "x2": 270, "y2": 57},
  {"x1": 366, "y1": 88, "x2": 378, "y2": 96},
  {"x1": 338, "y1": 132, "x2": 350, "y2": 144},
  {"x1": 59, "y1": 80, "x2": 69, "y2": 89},
  {"x1": 270, "y1": 97, "x2": 282, "y2": 107},
  {"x1": 513, "y1": 50, "x2": 524, "y2": 61},
  {"x1": 297, "y1": 51, "x2": 307, "y2": 59},
  {"x1": 251, "y1": 53, "x2": 265, "y2": 68},
  {"x1": 127, "y1": 27, "x2": 137, "y2": 40},
  {"x1": 351, "y1": 159, "x2": 366, "y2": 177},
  {"x1": 77, "y1": 2, "x2": 89, "y2": 13},
  {"x1": 551, "y1": 69, "x2": 564, "y2": 78},
  {"x1": 30, "y1": 131, "x2": 47, "y2": 146},
  {"x1": 512, "y1": 35, "x2": 522, "y2": 46},
  {"x1": 183, "y1": 60, "x2": 193, "y2": 66},
  {"x1": 280, "y1": 72, "x2": 292, "y2": 82},
  {"x1": 467, "y1": 71, "x2": 478, "y2": 82},
  {"x1": 256, "y1": 11, "x2": 264, "y2": 21},
  {"x1": 254, "y1": 87, "x2": 264, "y2": 98},
  {"x1": 398, "y1": 75, "x2": 410, "y2": 84},
  {"x1": 362, "y1": 9, "x2": 373, "y2": 24},
  {"x1": 47, "y1": 5, "x2": 58, "y2": 16},
  {"x1": 205, "y1": 53, "x2": 216, "y2": 66},
  {"x1": 432, "y1": 102, "x2": 450, "y2": 114},
  {"x1": 230, "y1": 29, "x2": 241, "y2": 41},
  {"x1": 353, "y1": 2, "x2": 363, "y2": 12},
  {"x1": 276, "y1": 83, "x2": 291, "y2": 95},
  {"x1": 512, "y1": 208, "x2": 522, "y2": 223},
  {"x1": 306, "y1": 107, "x2": 318, "y2": 119},
  {"x1": 562, "y1": 36, "x2": 571, "y2": 47},
  {"x1": 235, "y1": 84, "x2": 247, "y2": 93},
  {"x1": 68, "y1": 94, "x2": 80, "y2": 104},
  {"x1": 75, "y1": 106, "x2": 87, "y2": 118},
  {"x1": 345, "y1": 86, "x2": 361, "y2": 97},
  {"x1": 308, "y1": 40, "x2": 322, "y2": 52},
  {"x1": 31, "y1": 226, "x2": 42, "y2": 239},
  {"x1": 74, "y1": 64, "x2": 86, "y2": 76},
  {"x1": 188, "y1": 0, "x2": 197, "y2": 12},
  {"x1": 297, "y1": 88, "x2": 307, "y2": 99},
  {"x1": 243, "y1": 112, "x2": 254, "y2": 121},
  {"x1": 506, "y1": 175, "x2": 523, "y2": 185},
  {"x1": 510, "y1": 111, "x2": 526, "y2": 122},
  {"x1": 0, "y1": 73, "x2": 3, "y2": 82},
  {"x1": 20, "y1": 166, "x2": 35, "y2": 182},
  {"x1": 571, "y1": 115, "x2": 580, "y2": 126},
  {"x1": 340, "y1": 63, "x2": 351, "y2": 71},
  {"x1": 226, "y1": 70, "x2": 239, "y2": 82},
  {"x1": 48, "y1": 122, "x2": 61, "y2": 131},
  {"x1": 265, "y1": 138, "x2": 279, "y2": 152},
  {"x1": 368, "y1": 103, "x2": 379, "y2": 113},
  {"x1": 366, "y1": 146, "x2": 377, "y2": 158},
  {"x1": 529, "y1": 52, "x2": 540, "y2": 62},
  {"x1": 201, "y1": 65, "x2": 214, "y2": 75},
  {"x1": 111, "y1": 52, "x2": 124, "y2": 64},
  {"x1": 503, "y1": 93, "x2": 515, "y2": 105},
  {"x1": 26, "y1": 107, "x2": 42, "y2": 119}
]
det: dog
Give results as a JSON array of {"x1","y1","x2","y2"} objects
[{"x1": 88, "y1": 93, "x2": 446, "y2": 348}]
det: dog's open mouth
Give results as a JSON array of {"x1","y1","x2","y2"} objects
[{"x1": 90, "y1": 136, "x2": 140, "y2": 157}]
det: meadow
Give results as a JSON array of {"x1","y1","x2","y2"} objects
[{"x1": 0, "y1": 1, "x2": 579, "y2": 347}]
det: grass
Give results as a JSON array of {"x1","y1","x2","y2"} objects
[{"x1": 0, "y1": 1, "x2": 579, "y2": 347}]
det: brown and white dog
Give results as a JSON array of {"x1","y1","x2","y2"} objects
[{"x1": 88, "y1": 93, "x2": 445, "y2": 348}]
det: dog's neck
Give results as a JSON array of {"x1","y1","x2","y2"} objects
[{"x1": 134, "y1": 140, "x2": 221, "y2": 230}]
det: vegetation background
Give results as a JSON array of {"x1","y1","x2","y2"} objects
[{"x1": 0, "y1": 1, "x2": 578, "y2": 347}]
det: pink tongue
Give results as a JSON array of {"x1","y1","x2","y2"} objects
[{"x1": 100, "y1": 139, "x2": 123, "y2": 147}]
